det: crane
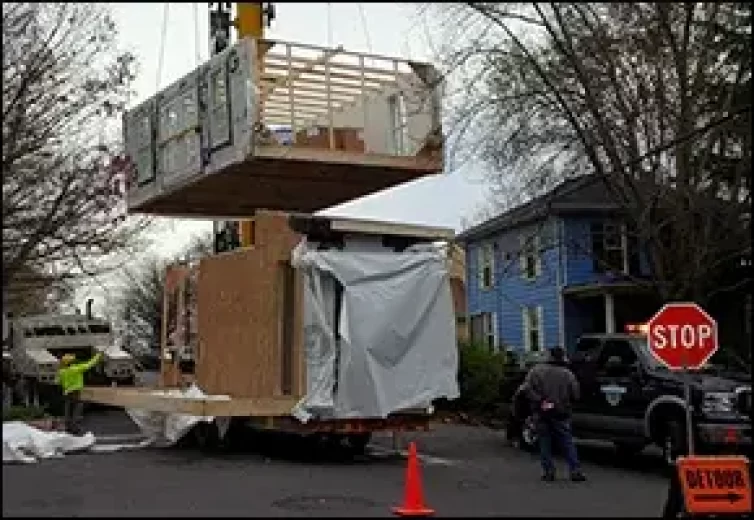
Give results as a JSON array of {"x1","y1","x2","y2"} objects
[{"x1": 210, "y1": 2, "x2": 275, "y2": 254}]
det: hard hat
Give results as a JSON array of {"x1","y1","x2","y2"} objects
[{"x1": 60, "y1": 354, "x2": 76, "y2": 366}]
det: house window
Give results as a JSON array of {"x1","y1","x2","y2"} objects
[
  {"x1": 591, "y1": 221, "x2": 628, "y2": 274},
  {"x1": 478, "y1": 243, "x2": 495, "y2": 290},
  {"x1": 520, "y1": 234, "x2": 542, "y2": 280},
  {"x1": 470, "y1": 312, "x2": 498, "y2": 351},
  {"x1": 522, "y1": 306, "x2": 544, "y2": 352}
]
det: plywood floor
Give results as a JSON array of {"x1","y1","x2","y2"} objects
[{"x1": 131, "y1": 145, "x2": 443, "y2": 217}]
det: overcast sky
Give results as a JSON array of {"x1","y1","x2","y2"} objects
[{"x1": 109, "y1": 2, "x2": 488, "y2": 259}]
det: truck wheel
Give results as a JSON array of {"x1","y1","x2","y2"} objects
[
  {"x1": 660, "y1": 419, "x2": 688, "y2": 465},
  {"x1": 519, "y1": 415, "x2": 539, "y2": 452}
]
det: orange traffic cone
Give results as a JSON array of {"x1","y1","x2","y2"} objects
[{"x1": 392, "y1": 441, "x2": 435, "y2": 517}]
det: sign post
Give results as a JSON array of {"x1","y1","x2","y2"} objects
[{"x1": 647, "y1": 302, "x2": 719, "y2": 456}]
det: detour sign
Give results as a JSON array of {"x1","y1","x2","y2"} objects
[{"x1": 677, "y1": 456, "x2": 752, "y2": 515}]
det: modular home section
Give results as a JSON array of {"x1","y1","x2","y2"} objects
[{"x1": 122, "y1": 37, "x2": 445, "y2": 218}]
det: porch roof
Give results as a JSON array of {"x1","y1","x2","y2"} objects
[{"x1": 562, "y1": 280, "x2": 653, "y2": 298}]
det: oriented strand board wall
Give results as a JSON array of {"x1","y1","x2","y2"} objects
[{"x1": 194, "y1": 211, "x2": 305, "y2": 398}]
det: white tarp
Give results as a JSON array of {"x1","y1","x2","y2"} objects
[
  {"x1": 291, "y1": 239, "x2": 459, "y2": 422},
  {"x1": 125, "y1": 383, "x2": 231, "y2": 446},
  {"x1": 3, "y1": 422, "x2": 95, "y2": 464}
]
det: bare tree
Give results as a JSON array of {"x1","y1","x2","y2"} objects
[
  {"x1": 433, "y1": 2, "x2": 751, "y2": 304},
  {"x1": 2, "y1": 2, "x2": 152, "y2": 295},
  {"x1": 3, "y1": 265, "x2": 74, "y2": 315},
  {"x1": 117, "y1": 233, "x2": 214, "y2": 356}
]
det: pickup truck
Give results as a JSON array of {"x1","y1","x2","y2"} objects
[{"x1": 507, "y1": 333, "x2": 752, "y2": 463}]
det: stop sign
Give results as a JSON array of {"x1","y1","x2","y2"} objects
[{"x1": 647, "y1": 303, "x2": 718, "y2": 370}]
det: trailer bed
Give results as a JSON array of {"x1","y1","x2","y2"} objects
[
  {"x1": 80, "y1": 386, "x2": 433, "y2": 434},
  {"x1": 80, "y1": 386, "x2": 299, "y2": 417}
]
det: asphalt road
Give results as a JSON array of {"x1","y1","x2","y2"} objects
[{"x1": 3, "y1": 411, "x2": 670, "y2": 517}]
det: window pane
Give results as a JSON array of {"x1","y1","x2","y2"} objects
[
  {"x1": 529, "y1": 307, "x2": 539, "y2": 329},
  {"x1": 526, "y1": 256, "x2": 536, "y2": 278},
  {"x1": 530, "y1": 331, "x2": 540, "y2": 351},
  {"x1": 598, "y1": 339, "x2": 637, "y2": 366},
  {"x1": 470, "y1": 315, "x2": 484, "y2": 343},
  {"x1": 606, "y1": 249, "x2": 625, "y2": 271},
  {"x1": 604, "y1": 230, "x2": 622, "y2": 249},
  {"x1": 576, "y1": 338, "x2": 601, "y2": 352}
]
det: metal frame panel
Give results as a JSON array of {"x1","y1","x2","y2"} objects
[{"x1": 156, "y1": 71, "x2": 203, "y2": 192}]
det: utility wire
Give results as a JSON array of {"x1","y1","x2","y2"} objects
[{"x1": 156, "y1": 2, "x2": 170, "y2": 92}]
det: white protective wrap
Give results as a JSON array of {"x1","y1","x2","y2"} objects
[
  {"x1": 125, "y1": 384, "x2": 231, "y2": 446},
  {"x1": 291, "y1": 239, "x2": 459, "y2": 422},
  {"x1": 2, "y1": 422, "x2": 95, "y2": 464}
]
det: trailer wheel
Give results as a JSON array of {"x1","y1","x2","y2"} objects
[
  {"x1": 343, "y1": 432, "x2": 372, "y2": 455},
  {"x1": 193, "y1": 420, "x2": 221, "y2": 453}
]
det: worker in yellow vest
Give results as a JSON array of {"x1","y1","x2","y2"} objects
[{"x1": 57, "y1": 352, "x2": 102, "y2": 434}]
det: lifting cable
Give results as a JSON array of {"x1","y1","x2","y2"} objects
[
  {"x1": 155, "y1": 2, "x2": 170, "y2": 92},
  {"x1": 192, "y1": 2, "x2": 202, "y2": 66},
  {"x1": 356, "y1": 3, "x2": 373, "y2": 54},
  {"x1": 326, "y1": 2, "x2": 333, "y2": 48}
]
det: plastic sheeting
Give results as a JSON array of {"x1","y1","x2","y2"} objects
[
  {"x1": 3, "y1": 422, "x2": 95, "y2": 464},
  {"x1": 291, "y1": 239, "x2": 459, "y2": 422},
  {"x1": 125, "y1": 383, "x2": 231, "y2": 447}
]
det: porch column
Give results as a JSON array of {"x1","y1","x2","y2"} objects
[{"x1": 604, "y1": 292, "x2": 616, "y2": 333}]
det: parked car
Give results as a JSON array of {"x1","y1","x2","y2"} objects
[{"x1": 507, "y1": 331, "x2": 752, "y2": 463}]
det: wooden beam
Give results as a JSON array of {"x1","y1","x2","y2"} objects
[
  {"x1": 254, "y1": 143, "x2": 442, "y2": 173},
  {"x1": 260, "y1": 74, "x2": 394, "y2": 93},
  {"x1": 264, "y1": 63, "x2": 399, "y2": 86},
  {"x1": 263, "y1": 97, "x2": 335, "y2": 109},
  {"x1": 268, "y1": 89, "x2": 354, "y2": 104},
  {"x1": 80, "y1": 386, "x2": 300, "y2": 417},
  {"x1": 262, "y1": 45, "x2": 344, "y2": 105},
  {"x1": 260, "y1": 37, "x2": 419, "y2": 65},
  {"x1": 265, "y1": 53, "x2": 410, "y2": 79}
]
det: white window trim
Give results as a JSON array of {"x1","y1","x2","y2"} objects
[
  {"x1": 596, "y1": 221, "x2": 629, "y2": 275},
  {"x1": 478, "y1": 242, "x2": 495, "y2": 290},
  {"x1": 522, "y1": 306, "x2": 544, "y2": 352},
  {"x1": 519, "y1": 234, "x2": 542, "y2": 280}
]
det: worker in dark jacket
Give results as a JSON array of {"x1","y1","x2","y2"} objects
[
  {"x1": 523, "y1": 346, "x2": 586, "y2": 482},
  {"x1": 57, "y1": 352, "x2": 102, "y2": 434}
]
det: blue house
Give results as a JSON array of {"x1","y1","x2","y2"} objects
[{"x1": 456, "y1": 174, "x2": 660, "y2": 355}]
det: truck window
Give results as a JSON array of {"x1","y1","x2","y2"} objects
[
  {"x1": 596, "y1": 339, "x2": 638, "y2": 368},
  {"x1": 572, "y1": 337, "x2": 601, "y2": 363}
]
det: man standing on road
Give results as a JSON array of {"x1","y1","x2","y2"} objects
[
  {"x1": 524, "y1": 346, "x2": 586, "y2": 482},
  {"x1": 57, "y1": 352, "x2": 103, "y2": 434}
]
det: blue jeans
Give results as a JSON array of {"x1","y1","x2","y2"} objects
[{"x1": 537, "y1": 414, "x2": 580, "y2": 474}]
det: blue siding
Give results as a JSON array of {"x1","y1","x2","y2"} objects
[
  {"x1": 563, "y1": 216, "x2": 598, "y2": 286},
  {"x1": 465, "y1": 205, "x2": 656, "y2": 357},
  {"x1": 465, "y1": 220, "x2": 561, "y2": 353}
]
